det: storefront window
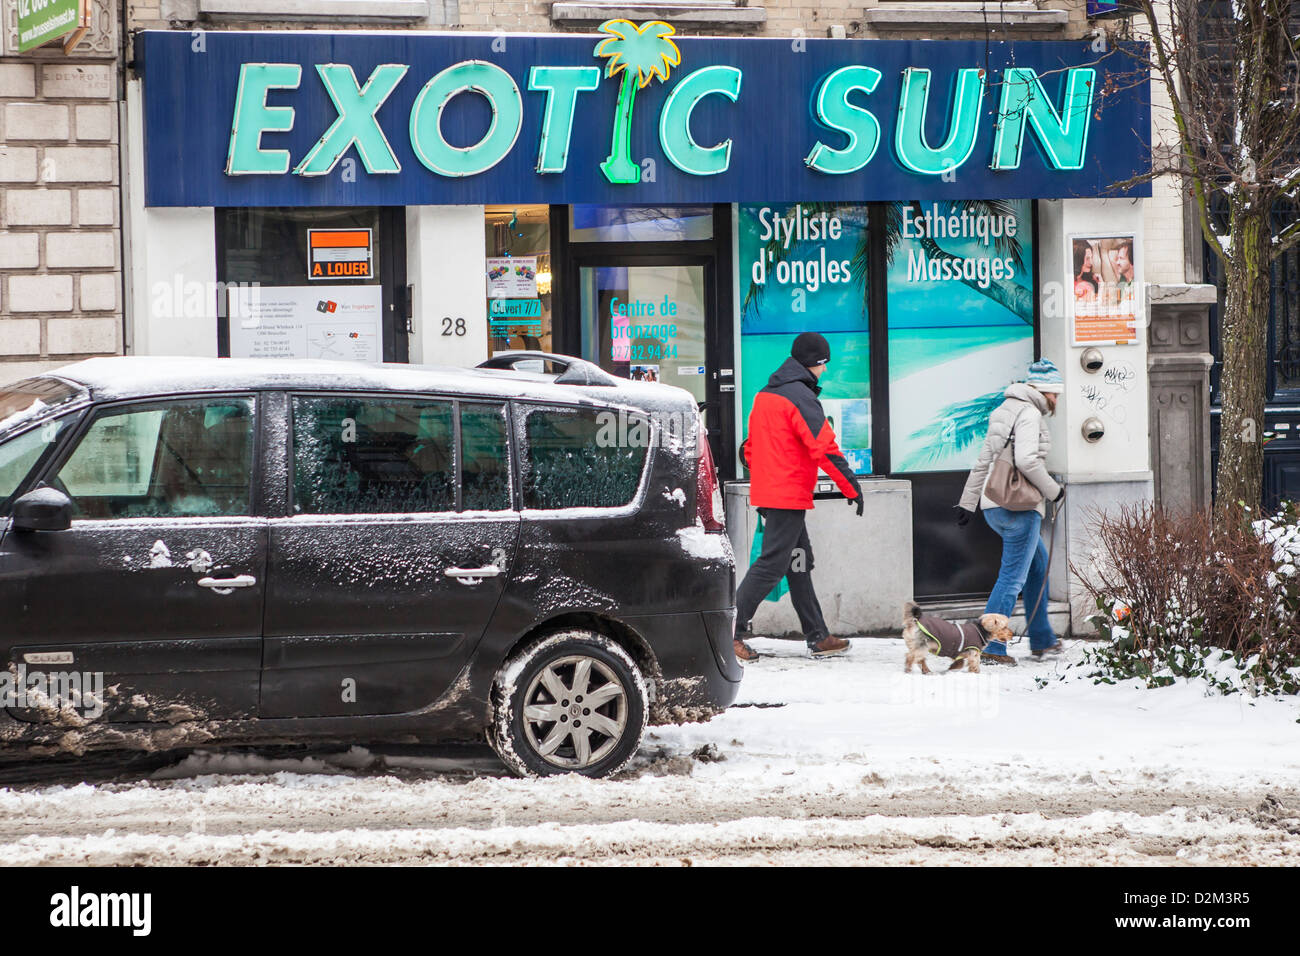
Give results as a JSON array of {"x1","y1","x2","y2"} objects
[
  {"x1": 738, "y1": 203, "x2": 872, "y2": 473},
  {"x1": 485, "y1": 205, "x2": 553, "y2": 357},
  {"x1": 570, "y1": 205, "x2": 713, "y2": 243},
  {"x1": 217, "y1": 207, "x2": 387, "y2": 362},
  {"x1": 887, "y1": 199, "x2": 1035, "y2": 473}
]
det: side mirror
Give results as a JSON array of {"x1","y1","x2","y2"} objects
[{"x1": 10, "y1": 487, "x2": 74, "y2": 532}]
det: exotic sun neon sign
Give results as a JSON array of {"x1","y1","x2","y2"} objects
[{"x1": 223, "y1": 20, "x2": 1096, "y2": 184}]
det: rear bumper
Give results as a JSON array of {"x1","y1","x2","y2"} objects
[
  {"x1": 700, "y1": 609, "x2": 742, "y2": 683},
  {"x1": 622, "y1": 608, "x2": 740, "y2": 724}
]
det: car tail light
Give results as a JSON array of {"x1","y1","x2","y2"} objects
[{"x1": 696, "y1": 420, "x2": 725, "y2": 532}]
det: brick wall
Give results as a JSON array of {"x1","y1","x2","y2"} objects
[
  {"x1": 128, "y1": 0, "x2": 1090, "y2": 40},
  {"x1": 0, "y1": 45, "x2": 121, "y2": 384}
]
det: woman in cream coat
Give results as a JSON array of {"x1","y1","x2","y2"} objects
[{"x1": 955, "y1": 359, "x2": 1065, "y2": 664}]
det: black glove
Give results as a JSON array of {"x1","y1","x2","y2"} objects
[
  {"x1": 954, "y1": 506, "x2": 973, "y2": 527},
  {"x1": 846, "y1": 478, "x2": 864, "y2": 516}
]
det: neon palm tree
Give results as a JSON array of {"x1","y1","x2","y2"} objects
[{"x1": 593, "y1": 19, "x2": 681, "y2": 185}]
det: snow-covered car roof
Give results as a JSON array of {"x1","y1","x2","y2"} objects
[{"x1": 43, "y1": 356, "x2": 694, "y2": 413}]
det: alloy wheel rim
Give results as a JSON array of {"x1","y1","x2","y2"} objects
[{"x1": 521, "y1": 654, "x2": 628, "y2": 770}]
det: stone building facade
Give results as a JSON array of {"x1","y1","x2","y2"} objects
[
  {"x1": 128, "y1": 0, "x2": 1090, "y2": 41},
  {"x1": 0, "y1": 1, "x2": 1189, "y2": 385},
  {"x1": 0, "y1": 0, "x2": 1216, "y2": 634},
  {"x1": 0, "y1": 0, "x2": 120, "y2": 383}
]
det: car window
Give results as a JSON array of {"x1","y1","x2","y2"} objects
[
  {"x1": 0, "y1": 419, "x2": 70, "y2": 508},
  {"x1": 0, "y1": 378, "x2": 84, "y2": 438},
  {"x1": 460, "y1": 402, "x2": 511, "y2": 511},
  {"x1": 521, "y1": 406, "x2": 647, "y2": 510},
  {"x1": 292, "y1": 396, "x2": 455, "y2": 515},
  {"x1": 54, "y1": 398, "x2": 255, "y2": 519}
]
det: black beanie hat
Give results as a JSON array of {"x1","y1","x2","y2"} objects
[{"x1": 792, "y1": 331, "x2": 831, "y2": 367}]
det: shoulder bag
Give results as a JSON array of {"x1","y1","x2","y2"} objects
[{"x1": 983, "y1": 407, "x2": 1042, "y2": 511}]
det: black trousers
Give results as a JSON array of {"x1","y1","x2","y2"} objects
[{"x1": 736, "y1": 507, "x2": 830, "y2": 647}]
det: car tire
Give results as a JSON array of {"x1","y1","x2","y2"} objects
[{"x1": 489, "y1": 630, "x2": 647, "y2": 778}]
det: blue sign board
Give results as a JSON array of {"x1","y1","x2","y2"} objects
[{"x1": 137, "y1": 29, "x2": 1150, "y2": 207}]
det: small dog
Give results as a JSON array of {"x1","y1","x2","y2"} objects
[{"x1": 902, "y1": 601, "x2": 1013, "y2": 674}]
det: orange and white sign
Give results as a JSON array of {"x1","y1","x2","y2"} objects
[
  {"x1": 308, "y1": 229, "x2": 373, "y2": 280},
  {"x1": 1070, "y1": 234, "x2": 1140, "y2": 346}
]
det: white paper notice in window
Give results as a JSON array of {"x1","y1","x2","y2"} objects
[{"x1": 227, "y1": 284, "x2": 383, "y2": 362}]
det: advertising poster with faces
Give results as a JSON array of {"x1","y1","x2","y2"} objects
[
  {"x1": 738, "y1": 203, "x2": 872, "y2": 474},
  {"x1": 1070, "y1": 235, "x2": 1139, "y2": 346}
]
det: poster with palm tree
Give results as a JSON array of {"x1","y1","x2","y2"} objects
[
  {"x1": 593, "y1": 20, "x2": 681, "y2": 185},
  {"x1": 738, "y1": 203, "x2": 872, "y2": 472},
  {"x1": 888, "y1": 199, "x2": 1034, "y2": 472},
  {"x1": 738, "y1": 199, "x2": 1034, "y2": 475}
]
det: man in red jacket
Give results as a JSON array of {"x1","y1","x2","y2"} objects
[{"x1": 735, "y1": 332, "x2": 864, "y2": 662}]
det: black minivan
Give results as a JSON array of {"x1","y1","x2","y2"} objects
[{"x1": 0, "y1": 354, "x2": 739, "y2": 777}]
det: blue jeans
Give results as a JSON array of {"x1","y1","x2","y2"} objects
[{"x1": 982, "y1": 507, "x2": 1055, "y2": 654}]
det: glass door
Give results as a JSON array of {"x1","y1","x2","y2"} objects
[
  {"x1": 578, "y1": 264, "x2": 709, "y2": 403},
  {"x1": 575, "y1": 256, "x2": 727, "y2": 472},
  {"x1": 554, "y1": 205, "x2": 736, "y2": 478}
]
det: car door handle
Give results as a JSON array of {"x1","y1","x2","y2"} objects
[
  {"x1": 444, "y1": 566, "x2": 503, "y2": 581},
  {"x1": 197, "y1": 575, "x2": 257, "y2": 589}
]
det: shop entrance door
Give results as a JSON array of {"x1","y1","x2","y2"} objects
[
  {"x1": 554, "y1": 206, "x2": 736, "y2": 477},
  {"x1": 576, "y1": 258, "x2": 730, "y2": 474},
  {"x1": 216, "y1": 207, "x2": 409, "y2": 363}
]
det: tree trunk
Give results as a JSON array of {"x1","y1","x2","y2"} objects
[{"x1": 1214, "y1": 205, "x2": 1272, "y2": 527}]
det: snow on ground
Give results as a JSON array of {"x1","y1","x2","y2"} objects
[{"x1": 0, "y1": 637, "x2": 1297, "y2": 865}]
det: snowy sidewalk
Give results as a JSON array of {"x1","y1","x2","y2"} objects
[
  {"x1": 0, "y1": 638, "x2": 1297, "y2": 865},
  {"x1": 660, "y1": 636, "x2": 1300, "y2": 799}
]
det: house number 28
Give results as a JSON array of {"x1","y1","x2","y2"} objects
[{"x1": 441, "y1": 317, "x2": 466, "y2": 336}]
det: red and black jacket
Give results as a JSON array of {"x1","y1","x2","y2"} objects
[{"x1": 740, "y1": 357, "x2": 862, "y2": 510}]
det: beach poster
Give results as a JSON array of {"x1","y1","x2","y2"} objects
[
  {"x1": 887, "y1": 199, "x2": 1035, "y2": 473},
  {"x1": 738, "y1": 203, "x2": 872, "y2": 474}
]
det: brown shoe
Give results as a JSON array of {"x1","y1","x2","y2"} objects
[
  {"x1": 980, "y1": 651, "x2": 1018, "y2": 667},
  {"x1": 733, "y1": 639, "x2": 759, "y2": 663},
  {"x1": 809, "y1": 635, "x2": 850, "y2": 658}
]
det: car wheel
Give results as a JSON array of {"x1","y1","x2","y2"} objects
[{"x1": 489, "y1": 630, "x2": 647, "y2": 778}]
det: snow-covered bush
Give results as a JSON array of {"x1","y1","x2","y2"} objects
[{"x1": 1074, "y1": 502, "x2": 1300, "y2": 696}]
